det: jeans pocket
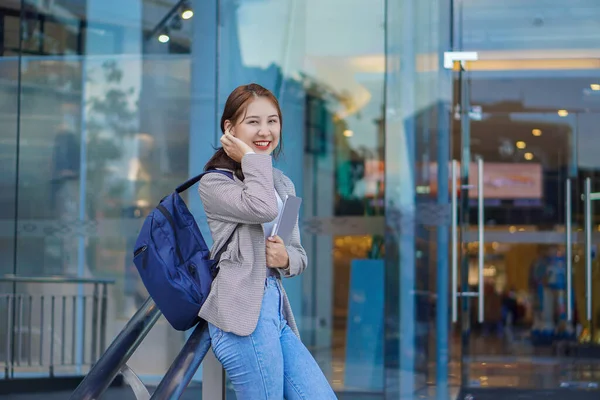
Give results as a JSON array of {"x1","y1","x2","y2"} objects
[{"x1": 208, "y1": 323, "x2": 224, "y2": 348}]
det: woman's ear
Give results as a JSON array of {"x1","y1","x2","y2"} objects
[{"x1": 223, "y1": 120, "x2": 234, "y2": 135}]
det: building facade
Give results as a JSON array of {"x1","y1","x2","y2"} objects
[{"x1": 1, "y1": 0, "x2": 600, "y2": 399}]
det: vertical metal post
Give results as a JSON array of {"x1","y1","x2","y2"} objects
[
  {"x1": 72, "y1": 295, "x2": 77, "y2": 365},
  {"x1": 82, "y1": 296, "x2": 87, "y2": 365},
  {"x1": 28, "y1": 295, "x2": 32, "y2": 366},
  {"x1": 62, "y1": 296, "x2": 66, "y2": 365},
  {"x1": 40, "y1": 296, "x2": 44, "y2": 366},
  {"x1": 5, "y1": 295, "x2": 12, "y2": 378},
  {"x1": 477, "y1": 158, "x2": 485, "y2": 323},
  {"x1": 17, "y1": 295, "x2": 23, "y2": 366},
  {"x1": 100, "y1": 284, "x2": 108, "y2": 353},
  {"x1": 50, "y1": 296, "x2": 55, "y2": 377},
  {"x1": 585, "y1": 177, "x2": 593, "y2": 322},
  {"x1": 91, "y1": 283, "x2": 99, "y2": 364},
  {"x1": 566, "y1": 179, "x2": 573, "y2": 321},
  {"x1": 203, "y1": 349, "x2": 226, "y2": 400},
  {"x1": 451, "y1": 160, "x2": 458, "y2": 323}
]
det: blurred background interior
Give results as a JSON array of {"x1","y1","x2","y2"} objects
[{"x1": 1, "y1": 0, "x2": 600, "y2": 399}]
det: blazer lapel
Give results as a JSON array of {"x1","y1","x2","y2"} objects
[{"x1": 273, "y1": 170, "x2": 289, "y2": 200}]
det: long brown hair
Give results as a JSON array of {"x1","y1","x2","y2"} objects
[{"x1": 204, "y1": 83, "x2": 283, "y2": 180}]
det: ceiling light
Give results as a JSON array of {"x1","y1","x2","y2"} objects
[
  {"x1": 558, "y1": 109, "x2": 568, "y2": 117},
  {"x1": 516, "y1": 141, "x2": 526, "y2": 149},
  {"x1": 181, "y1": 2, "x2": 194, "y2": 20},
  {"x1": 591, "y1": 84, "x2": 600, "y2": 91},
  {"x1": 532, "y1": 129, "x2": 542, "y2": 137},
  {"x1": 158, "y1": 33, "x2": 170, "y2": 43},
  {"x1": 524, "y1": 152, "x2": 534, "y2": 161},
  {"x1": 343, "y1": 130, "x2": 353, "y2": 137}
]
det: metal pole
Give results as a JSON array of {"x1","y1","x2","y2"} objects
[
  {"x1": 40, "y1": 296, "x2": 44, "y2": 367},
  {"x1": 565, "y1": 178, "x2": 573, "y2": 321},
  {"x1": 17, "y1": 295, "x2": 23, "y2": 367},
  {"x1": 50, "y1": 296, "x2": 56, "y2": 377},
  {"x1": 585, "y1": 178, "x2": 593, "y2": 322},
  {"x1": 91, "y1": 283, "x2": 99, "y2": 363},
  {"x1": 69, "y1": 298, "x2": 161, "y2": 400},
  {"x1": 28, "y1": 295, "x2": 32, "y2": 366},
  {"x1": 62, "y1": 296, "x2": 66, "y2": 366},
  {"x1": 82, "y1": 296, "x2": 87, "y2": 366},
  {"x1": 451, "y1": 160, "x2": 458, "y2": 323},
  {"x1": 5, "y1": 295, "x2": 12, "y2": 378},
  {"x1": 150, "y1": 323, "x2": 212, "y2": 399},
  {"x1": 477, "y1": 157, "x2": 485, "y2": 323},
  {"x1": 100, "y1": 283, "x2": 108, "y2": 354}
]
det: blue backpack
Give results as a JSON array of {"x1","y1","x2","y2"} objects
[{"x1": 132, "y1": 170, "x2": 233, "y2": 331}]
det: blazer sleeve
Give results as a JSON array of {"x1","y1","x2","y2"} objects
[
  {"x1": 199, "y1": 153, "x2": 279, "y2": 224},
  {"x1": 279, "y1": 178, "x2": 308, "y2": 278}
]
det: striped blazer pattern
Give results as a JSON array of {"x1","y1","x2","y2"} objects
[{"x1": 197, "y1": 153, "x2": 307, "y2": 337}]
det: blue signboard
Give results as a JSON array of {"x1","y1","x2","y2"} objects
[{"x1": 344, "y1": 259, "x2": 384, "y2": 391}]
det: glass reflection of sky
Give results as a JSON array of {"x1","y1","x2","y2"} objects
[{"x1": 235, "y1": 0, "x2": 385, "y2": 150}]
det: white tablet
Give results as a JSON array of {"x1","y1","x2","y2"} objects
[{"x1": 270, "y1": 195, "x2": 302, "y2": 246}]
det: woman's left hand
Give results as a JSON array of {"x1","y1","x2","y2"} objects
[{"x1": 266, "y1": 236, "x2": 289, "y2": 268}]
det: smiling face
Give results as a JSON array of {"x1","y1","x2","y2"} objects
[{"x1": 227, "y1": 96, "x2": 281, "y2": 155}]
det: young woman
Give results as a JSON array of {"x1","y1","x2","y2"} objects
[{"x1": 198, "y1": 83, "x2": 337, "y2": 399}]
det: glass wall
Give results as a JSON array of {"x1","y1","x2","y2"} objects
[
  {"x1": 5, "y1": 0, "x2": 561, "y2": 398},
  {"x1": 384, "y1": 0, "x2": 453, "y2": 398},
  {"x1": 1, "y1": 0, "x2": 396, "y2": 395},
  {"x1": 0, "y1": 0, "x2": 198, "y2": 380}
]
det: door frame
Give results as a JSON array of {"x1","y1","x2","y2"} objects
[{"x1": 446, "y1": 51, "x2": 600, "y2": 392}]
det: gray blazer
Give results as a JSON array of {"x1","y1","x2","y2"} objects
[{"x1": 197, "y1": 153, "x2": 307, "y2": 337}]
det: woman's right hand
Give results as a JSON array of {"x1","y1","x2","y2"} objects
[{"x1": 220, "y1": 130, "x2": 253, "y2": 163}]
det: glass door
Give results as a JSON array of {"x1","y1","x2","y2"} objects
[{"x1": 448, "y1": 52, "x2": 600, "y2": 396}]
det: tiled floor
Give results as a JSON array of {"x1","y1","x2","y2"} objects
[{"x1": 3, "y1": 328, "x2": 600, "y2": 399}]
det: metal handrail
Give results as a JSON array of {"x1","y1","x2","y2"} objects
[
  {"x1": 69, "y1": 297, "x2": 161, "y2": 400},
  {"x1": 149, "y1": 322, "x2": 211, "y2": 399},
  {"x1": 0, "y1": 275, "x2": 116, "y2": 285},
  {"x1": 70, "y1": 299, "x2": 215, "y2": 399}
]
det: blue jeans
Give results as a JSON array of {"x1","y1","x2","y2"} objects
[{"x1": 208, "y1": 277, "x2": 337, "y2": 399}]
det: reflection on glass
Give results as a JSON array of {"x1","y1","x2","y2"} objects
[
  {"x1": 0, "y1": 59, "x2": 19, "y2": 276},
  {"x1": 460, "y1": 1, "x2": 600, "y2": 52},
  {"x1": 0, "y1": 0, "x2": 197, "y2": 379},
  {"x1": 218, "y1": 0, "x2": 385, "y2": 393},
  {"x1": 455, "y1": 3, "x2": 600, "y2": 384},
  {"x1": 0, "y1": 0, "x2": 390, "y2": 390}
]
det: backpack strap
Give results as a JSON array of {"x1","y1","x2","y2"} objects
[
  {"x1": 175, "y1": 169, "x2": 234, "y2": 193},
  {"x1": 174, "y1": 169, "x2": 237, "y2": 266}
]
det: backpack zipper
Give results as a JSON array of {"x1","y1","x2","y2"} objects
[{"x1": 134, "y1": 245, "x2": 147, "y2": 257}]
